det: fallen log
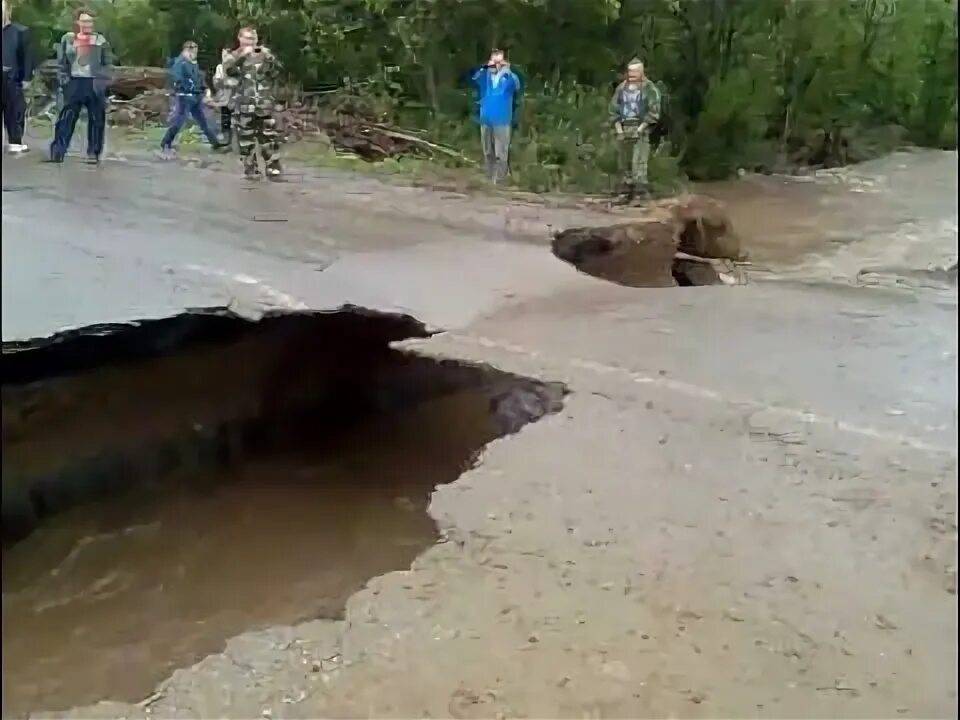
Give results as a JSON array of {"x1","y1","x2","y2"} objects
[
  {"x1": 672, "y1": 251, "x2": 747, "y2": 286},
  {"x1": 321, "y1": 115, "x2": 472, "y2": 164},
  {"x1": 108, "y1": 90, "x2": 172, "y2": 127},
  {"x1": 35, "y1": 61, "x2": 168, "y2": 98},
  {"x1": 109, "y1": 66, "x2": 169, "y2": 98},
  {"x1": 370, "y1": 124, "x2": 475, "y2": 165}
]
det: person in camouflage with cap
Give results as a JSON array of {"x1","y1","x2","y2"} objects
[
  {"x1": 609, "y1": 58, "x2": 661, "y2": 200},
  {"x1": 221, "y1": 26, "x2": 283, "y2": 179}
]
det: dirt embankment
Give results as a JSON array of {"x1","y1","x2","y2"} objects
[{"x1": 552, "y1": 195, "x2": 747, "y2": 287}]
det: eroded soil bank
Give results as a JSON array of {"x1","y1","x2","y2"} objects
[
  {"x1": 551, "y1": 195, "x2": 746, "y2": 288},
  {"x1": 1, "y1": 148, "x2": 955, "y2": 720},
  {"x1": 1, "y1": 309, "x2": 564, "y2": 717}
]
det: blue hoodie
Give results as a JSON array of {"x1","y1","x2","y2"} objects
[
  {"x1": 169, "y1": 56, "x2": 205, "y2": 95},
  {"x1": 472, "y1": 65, "x2": 521, "y2": 127}
]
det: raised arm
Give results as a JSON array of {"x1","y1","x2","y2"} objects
[
  {"x1": 608, "y1": 84, "x2": 623, "y2": 128},
  {"x1": 470, "y1": 65, "x2": 487, "y2": 87},
  {"x1": 56, "y1": 33, "x2": 71, "y2": 87},
  {"x1": 641, "y1": 83, "x2": 661, "y2": 127},
  {"x1": 261, "y1": 47, "x2": 282, "y2": 78},
  {"x1": 99, "y1": 35, "x2": 114, "y2": 79},
  {"x1": 221, "y1": 48, "x2": 245, "y2": 76},
  {"x1": 507, "y1": 68, "x2": 522, "y2": 94}
]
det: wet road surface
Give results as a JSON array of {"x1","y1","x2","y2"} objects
[
  {"x1": 2, "y1": 148, "x2": 957, "y2": 718},
  {"x1": 1, "y1": 154, "x2": 611, "y2": 340}
]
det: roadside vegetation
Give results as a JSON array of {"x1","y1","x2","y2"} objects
[{"x1": 18, "y1": 0, "x2": 958, "y2": 193}]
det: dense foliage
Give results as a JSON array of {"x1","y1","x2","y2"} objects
[{"x1": 16, "y1": 0, "x2": 958, "y2": 189}]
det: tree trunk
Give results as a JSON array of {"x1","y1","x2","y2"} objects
[{"x1": 37, "y1": 62, "x2": 168, "y2": 98}]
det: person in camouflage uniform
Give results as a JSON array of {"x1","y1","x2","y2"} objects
[
  {"x1": 609, "y1": 58, "x2": 661, "y2": 200},
  {"x1": 221, "y1": 26, "x2": 283, "y2": 179}
]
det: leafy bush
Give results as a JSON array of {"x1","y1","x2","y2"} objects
[{"x1": 12, "y1": 0, "x2": 957, "y2": 187}]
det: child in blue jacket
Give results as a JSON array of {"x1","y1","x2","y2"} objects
[{"x1": 160, "y1": 41, "x2": 225, "y2": 156}]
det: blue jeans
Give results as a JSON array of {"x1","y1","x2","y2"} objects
[
  {"x1": 50, "y1": 77, "x2": 107, "y2": 160},
  {"x1": 480, "y1": 124, "x2": 511, "y2": 183},
  {"x1": 161, "y1": 95, "x2": 219, "y2": 149}
]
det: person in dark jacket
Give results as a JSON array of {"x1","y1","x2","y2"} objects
[
  {"x1": 2, "y1": 0, "x2": 33, "y2": 153},
  {"x1": 48, "y1": 8, "x2": 112, "y2": 163},
  {"x1": 159, "y1": 41, "x2": 224, "y2": 157}
]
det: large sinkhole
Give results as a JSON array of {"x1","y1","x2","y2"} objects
[
  {"x1": 551, "y1": 195, "x2": 747, "y2": 288},
  {"x1": 1, "y1": 308, "x2": 565, "y2": 717}
]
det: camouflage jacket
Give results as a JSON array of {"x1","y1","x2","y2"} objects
[
  {"x1": 211, "y1": 59, "x2": 239, "y2": 108},
  {"x1": 221, "y1": 47, "x2": 282, "y2": 114},
  {"x1": 609, "y1": 78, "x2": 661, "y2": 128}
]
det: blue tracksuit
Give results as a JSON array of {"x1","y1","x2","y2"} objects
[
  {"x1": 471, "y1": 66, "x2": 521, "y2": 127},
  {"x1": 161, "y1": 56, "x2": 218, "y2": 149}
]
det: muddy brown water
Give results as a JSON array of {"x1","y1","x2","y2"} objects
[
  {"x1": 0, "y1": 311, "x2": 562, "y2": 718},
  {"x1": 2, "y1": 149, "x2": 956, "y2": 718},
  {"x1": 1, "y1": 382, "x2": 520, "y2": 716},
  {"x1": 701, "y1": 150, "x2": 958, "y2": 277}
]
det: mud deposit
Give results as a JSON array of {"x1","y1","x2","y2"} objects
[
  {"x1": 1, "y1": 310, "x2": 564, "y2": 717},
  {"x1": 551, "y1": 196, "x2": 745, "y2": 288}
]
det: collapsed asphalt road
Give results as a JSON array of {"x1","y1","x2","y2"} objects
[{"x1": 2, "y1": 150, "x2": 957, "y2": 719}]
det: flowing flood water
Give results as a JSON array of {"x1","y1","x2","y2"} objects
[
  {"x1": 2, "y1": 149, "x2": 956, "y2": 718},
  {"x1": 3, "y1": 393, "x2": 508, "y2": 716},
  {"x1": 704, "y1": 149, "x2": 957, "y2": 290},
  {"x1": 0, "y1": 313, "x2": 564, "y2": 717}
]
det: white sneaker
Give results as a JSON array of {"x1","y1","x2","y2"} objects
[{"x1": 7, "y1": 143, "x2": 29, "y2": 154}]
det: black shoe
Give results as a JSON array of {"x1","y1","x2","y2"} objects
[
  {"x1": 85, "y1": 154, "x2": 101, "y2": 165},
  {"x1": 44, "y1": 153, "x2": 64, "y2": 164},
  {"x1": 211, "y1": 142, "x2": 231, "y2": 153},
  {"x1": 244, "y1": 169, "x2": 263, "y2": 181}
]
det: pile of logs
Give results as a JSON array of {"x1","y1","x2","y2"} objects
[
  {"x1": 35, "y1": 61, "x2": 168, "y2": 99},
  {"x1": 108, "y1": 90, "x2": 171, "y2": 127},
  {"x1": 33, "y1": 60, "x2": 468, "y2": 163},
  {"x1": 280, "y1": 100, "x2": 471, "y2": 164}
]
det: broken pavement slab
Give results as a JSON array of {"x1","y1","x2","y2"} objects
[
  {"x1": 1, "y1": 156, "x2": 619, "y2": 344},
  {"x1": 551, "y1": 194, "x2": 747, "y2": 287},
  {"x1": 3, "y1": 148, "x2": 957, "y2": 720}
]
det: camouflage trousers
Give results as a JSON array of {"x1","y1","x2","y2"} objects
[
  {"x1": 617, "y1": 124, "x2": 651, "y2": 188},
  {"x1": 236, "y1": 111, "x2": 282, "y2": 176}
]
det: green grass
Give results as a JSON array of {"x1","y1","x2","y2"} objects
[{"x1": 26, "y1": 97, "x2": 687, "y2": 199}]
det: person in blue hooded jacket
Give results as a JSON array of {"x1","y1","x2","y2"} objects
[{"x1": 471, "y1": 48, "x2": 521, "y2": 184}]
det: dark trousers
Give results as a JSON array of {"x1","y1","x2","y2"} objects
[
  {"x1": 160, "y1": 95, "x2": 219, "y2": 148},
  {"x1": 1, "y1": 70, "x2": 26, "y2": 145},
  {"x1": 221, "y1": 106, "x2": 233, "y2": 141},
  {"x1": 50, "y1": 77, "x2": 107, "y2": 160}
]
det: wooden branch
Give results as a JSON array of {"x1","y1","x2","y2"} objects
[
  {"x1": 673, "y1": 250, "x2": 747, "y2": 285},
  {"x1": 371, "y1": 125, "x2": 476, "y2": 165}
]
